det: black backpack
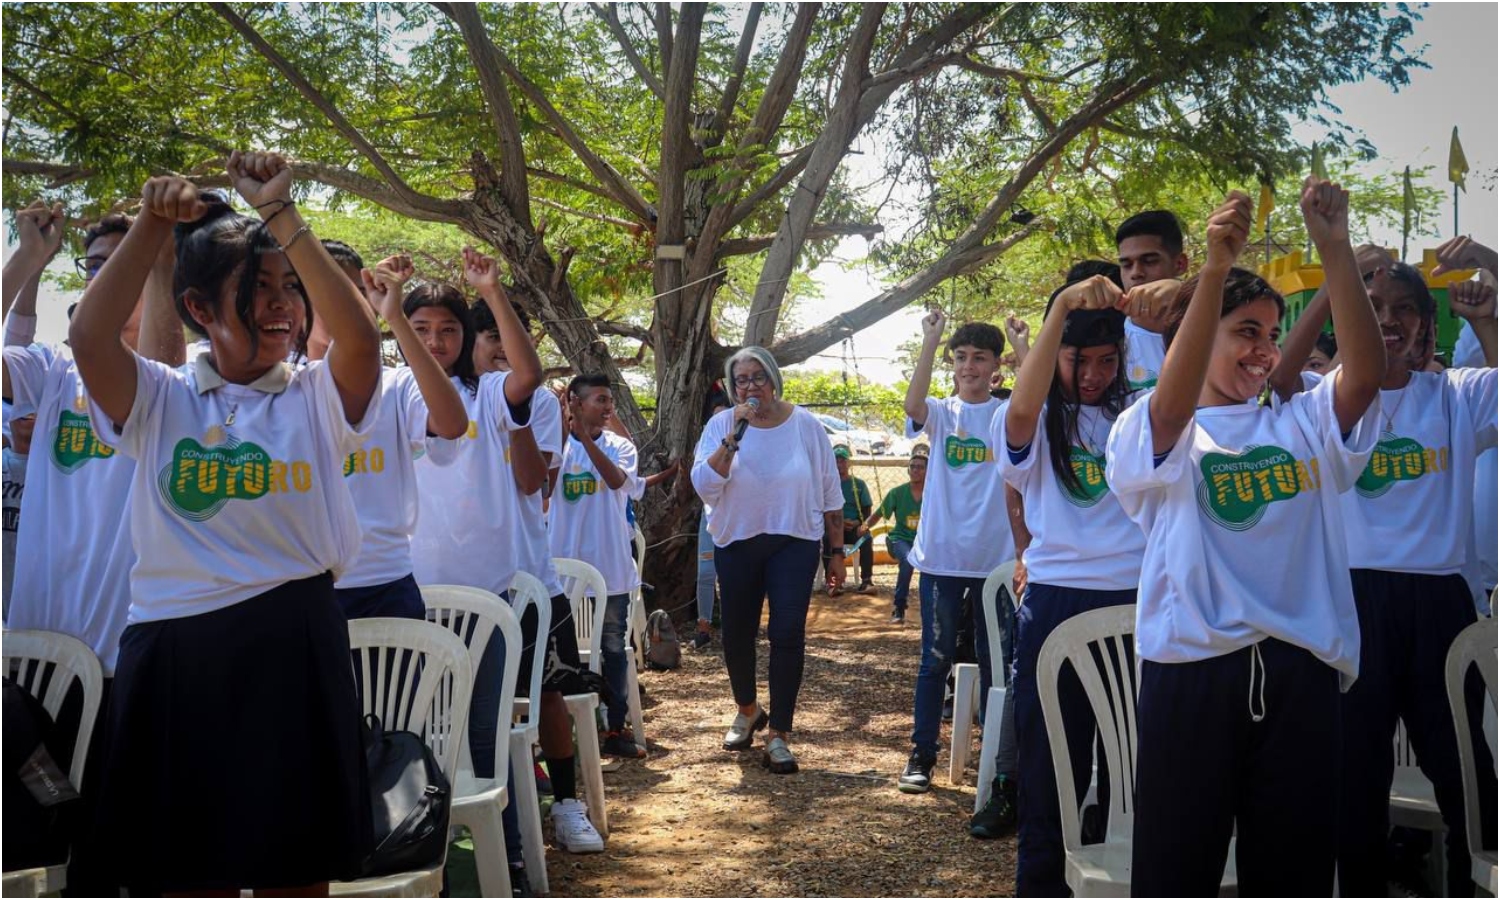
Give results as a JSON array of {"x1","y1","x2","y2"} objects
[
  {"x1": 3, "y1": 676, "x2": 81, "y2": 870},
  {"x1": 360, "y1": 714, "x2": 451, "y2": 877},
  {"x1": 645, "y1": 609, "x2": 681, "y2": 671}
]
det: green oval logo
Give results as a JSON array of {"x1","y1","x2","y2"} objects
[
  {"x1": 1196, "y1": 445, "x2": 1317, "y2": 531},
  {"x1": 156, "y1": 437, "x2": 273, "y2": 521},
  {"x1": 944, "y1": 434, "x2": 991, "y2": 468},
  {"x1": 51, "y1": 410, "x2": 115, "y2": 473},
  {"x1": 1062, "y1": 447, "x2": 1109, "y2": 507},
  {"x1": 562, "y1": 471, "x2": 598, "y2": 503}
]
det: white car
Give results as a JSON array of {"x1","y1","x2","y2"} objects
[{"x1": 816, "y1": 413, "x2": 892, "y2": 457}]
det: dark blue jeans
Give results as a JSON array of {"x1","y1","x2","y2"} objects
[
  {"x1": 714, "y1": 534, "x2": 820, "y2": 733},
  {"x1": 911, "y1": 573, "x2": 996, "y2": 756},
  {"x1": 1013, "y1": 583, "x2": 1134, "y2": 897},
  {"x1": 334, "y1": 572, "x2": 425, "y2": 620},
  {"x1": 886, "y1": 537, "x2": 931, "y2": 615},
  {"x1": 600, "y1": 592, "x2": 632, "y2": 732}
]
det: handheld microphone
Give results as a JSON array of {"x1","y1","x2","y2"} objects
[{"x1": 733, "y1": 397, "x2": 759, "y2": 442}]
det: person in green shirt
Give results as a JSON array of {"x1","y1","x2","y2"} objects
[
  {"x1": 823, "y1": 445, "x2": 874, "y2": 595},
  {"x1": 864, "y1": 446, "x2": 929, "y2": 623}
]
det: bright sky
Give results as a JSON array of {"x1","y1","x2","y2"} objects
[{"x1": 6, "y1": 4, "x2": 1496, "y2": 386}]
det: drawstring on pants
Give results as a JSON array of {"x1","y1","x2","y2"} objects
[{"x1": 1248, "y1": 642, "x2": 1267, "y2": 722}]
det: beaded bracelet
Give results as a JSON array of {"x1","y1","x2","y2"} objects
[{"x1": 279, "y1": 224, "x2": 311, "y2": 251}]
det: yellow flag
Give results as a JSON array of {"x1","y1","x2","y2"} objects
[
  {"x1": 1449, "y1": 126, "x2": 1469, "y2": 192},
  {"x1": 1256, "y1": 183, "x2": 1274, "y2": 234}
]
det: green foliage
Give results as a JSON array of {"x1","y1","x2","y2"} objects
[{"x1": 780, "y1": 371, "x2": 908, "y2": 433}]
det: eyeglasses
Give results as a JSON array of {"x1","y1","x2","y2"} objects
[
  {"x1": 74, "y1": 256, "x2": 108, "y2": 280},
  {"x1": 732, "y1": 372, "x2": 770, "y2": 388}
]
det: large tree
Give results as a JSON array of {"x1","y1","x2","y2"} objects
[{"x1": 1, "y1": 2, "x2": 1422, "y2": 611}]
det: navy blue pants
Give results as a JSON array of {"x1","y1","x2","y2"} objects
[
  {"x1": 1013, "y1": 584, "x2": 1134, "y2": 897},
  {"x1": 1338, "y1": 569, "x2": 1496, "y2": 897},
  {"x1": 1132, "y1": 639, "x2": 1341, "y2": 897},
  {"x1": 334, "y1": 572, "x2": 425, "y2": 620},
  {"x1": 715, "y1": 534, "x2": 820, "y2": 733}
]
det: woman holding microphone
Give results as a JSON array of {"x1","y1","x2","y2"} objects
[{"x1": 692, "y1": 346, "x2": 845, "y2": 774}]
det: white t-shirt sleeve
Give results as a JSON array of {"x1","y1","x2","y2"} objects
[
  {"x1": 1454, "y1": 320, "x2": 1485, "y2": 369},
  {"x1": 906, "y1": 395, "x2": 945, "y2": 440},
  {"x1": 691, "y1": 410, "x2": 733, "y2": 507},
  {"x1": 1447, "y1": 366, "x2": 1499, "y2": 452},
  {"x1": 3, "y1": 313, "x2": 38, "y2": 349},
  {"x1": 1104, "y1": 391, "x2": 1193, "y2": 497},
  {"x1": 997, "y1": 404, "x2": 1042, "y2": 490},
  {"x1": 530, "y1": 390, "x2": 564, "y2": 465},
  {"x1": 86, "y1": 353, "x2": 174, "y2": 457},
  {"x1": 304, "y1": 360, "x2": 383, "y2": 457},
  {"x1": 2, "y1": 343, "x2": 55, "y2": 418},
  {"x1": 812, "y1": 416, "x2": 843, "y2": 514},
  {"x1": 1288, "y1": 369, "x2": 1381, "y2": 493},
  {"x1": 615, "y1": 433, "x2": 640, "y2": 490},
  {"x1": 394, "y1": 368, "x2": 431, "y2": 452}
]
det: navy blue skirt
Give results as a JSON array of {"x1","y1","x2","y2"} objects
[{"x1": 95, "y1": 572, "x2": 371, "y2": 893}]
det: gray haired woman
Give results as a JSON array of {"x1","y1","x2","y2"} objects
[{"x1": 690, "y1": 346, "x2": 845, "y2": 774}]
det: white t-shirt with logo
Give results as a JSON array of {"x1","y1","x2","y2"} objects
[
  {"x1": 1106, "y1": 376, "x2": 1381, "y2": 686},
  {"x1": 337, "y1": 366, "x2": 443, "y2": 589},
  {"x1": 904, "y1": 395, "x2": 1013, "y2": 578},
  {"x1": 411, "y1": 372, "x2": 533, "y2": 596},
  {"x1": 1333, "y1": 367, "x2": 1497, "y2": 575},
  {"x1": 1125, "y1": 320, "x2": 1166, "y2": 392},
  {"x1": 549, "y1": 430, "x2": 640, "y2": 595},
  {"x1": 692, "y1": 405, "x2": 843, "y2": 547},
  {"x1": 87, "y1": 353, "x2": 378, "y2": 625},
  {"x1": 3, "y1": 343, "x2": 138, "y2": 673},
  {"x1": 1000, "y1": 401, "x2": 1144, "y2": 591}
]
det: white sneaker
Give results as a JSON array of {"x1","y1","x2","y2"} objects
[{"x1": 550, "y1": 798, "x2": 605, "y2": 853}]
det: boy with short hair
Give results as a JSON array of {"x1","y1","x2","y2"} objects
[
  {"x1": 897, "y1": 311, "x2": 1014, "y2": 793},
  {"x1": 864, "y1": 445, "x2": 928, "y2": 624},
  {"x1": 549, "y1": 372, "x2": 645, "y2": 760},
  {"x1": 826, "y1": 445, "x2": 875, "y2": 594},
  {"x1": 1115, "y1": 210, "x2": 1190, "y2": 390}
]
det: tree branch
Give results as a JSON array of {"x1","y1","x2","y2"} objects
[
  {"x1": 446, "y1": 13, "x2": 656, "y2": 225},
  {"x1": 767, "y1": 220, "x2": 1045, "y2": 366},
  {"x1": 533, "y1": 197, "x2": 643, "y2": 230},
  {"x1": 711, "y1": 2, "x2": 763, "y2": 144},
  {"x1": 654, "y1": 2, "x2": 675, "y2": 82},
  {"x1": 719, "y1": 221, "x2": 883, "y2": 257},
  {"x1": 210, "y1": 3, "x2": 440, "y2": 215},
  {"x1": 744, "y1": 2, "x2": 886, "y2": 347},
  {"x1": 596, "y1": 319, "x2": 654, "y2": 345},
  {"x1": 442, "y1": 3, "x2": 532, "y2": 223},
  {"x1": 592, "y1": 3, "x2": 666, "y2": 100}
]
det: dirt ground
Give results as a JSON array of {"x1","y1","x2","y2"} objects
[{"x1": 516, "y1": 565, "x2": 1017, "y2": 898}]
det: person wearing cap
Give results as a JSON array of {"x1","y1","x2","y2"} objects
[
  {"x1": 996, "y1": 260, "x2": 1146, "y2": 894},
  {"x1": 691, "y1": 346, "x2": 845, "y2": 775},
  {"x1": 864, "y1": 445, "x2": 929, "y2": 623},
  {"x1": 825, "y1": 444, "x2": 875, "y2": 595}
]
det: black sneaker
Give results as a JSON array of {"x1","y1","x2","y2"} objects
[
  {"x1": 890, "y1": 609, "x2": 905, "y2": 624},
  {"x1": 510, "y1": 864, "x2": 533, "y2": 897},
  {"x1": 898, "y1": 748, "x2": 937, "y2": 794},
  {"x1": 602, "y1": 730, "x2": 646, "y2": 759},
  {"x1": 942, "y1": 696, "x2": 955, "y2": 722},
  {"x1": 690, "y1": 629, "x2": 712, "y2": 650},
  {"x1": 969, "y1": 776, "x2": 1018, "y2": 838}
]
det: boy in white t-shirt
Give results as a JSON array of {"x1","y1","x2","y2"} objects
[
  {"x1": 896, "y1": 311, "x2": 1013, "y2": 794},
  {"x1": 549, "y1": 372, "x2": 644, "y2": 759},
  {"x1": 1115, "y1": 210, "x2": 1190, "y2": 392}
]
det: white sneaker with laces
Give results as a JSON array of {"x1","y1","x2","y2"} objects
[{"x1": 550, "y1": 798, "x2": 605, "y2": 853}]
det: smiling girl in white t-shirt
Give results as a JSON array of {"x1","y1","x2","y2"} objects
[
  {"x1": 68, "y1": 156, "x2": 383, "y2": 896},
  {"x1": 1106, "y1": 182, "x2": 1385, "y2": 895}
]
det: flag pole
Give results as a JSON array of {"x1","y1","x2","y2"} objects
[{"x1": 1454, "y1": 182, "x2": 1460, "y2": 237}]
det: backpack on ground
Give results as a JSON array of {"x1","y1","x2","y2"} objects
[
  {"x1": 3, "y1": 675, "x2": 81, "y2": 870},
  {"x1": 644, "y1": 609, "x2": 681, "y2": 671},
  {"x1": 361, "y1": 714, "x2": 451, "y2": 877}
]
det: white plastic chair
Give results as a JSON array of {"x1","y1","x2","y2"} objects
[
  {"x1": 952, "y1": 560, "x2": 1016, "y2": 788},
  {"x1": 506, "y1": 572, "x2": 552, "y2": 894},
  {"x1": 1036, "y1": 604, "x2": 1237, "y2": 896},
  {"x1": 630, "y1": 522, "x2": 649, "y2": 671},
  {"x1": 1, "y1": 630, "x2": 105, "y2": 899},
  {"x1": 557, "y1": 554, "x2": 646, "y2": 749},
  {"x1": 334, "y1": 618, "x2": 476, "y2": 898},
  {"x1": 970, "y1": 560, "x2": 1019, "y2": 807},
  {"x1": 1390, "y1": 718, "x2": 1447, "y2": 894},
  {"x1": 420, "y1": 585, "x2": 523, "y2": 900},
  {"x1": 552, "y1": 557, "x2": 611, "y2": 837},
  {"x1": 1444, "y1": 616, "x2": 1497, "y2": 897}
]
